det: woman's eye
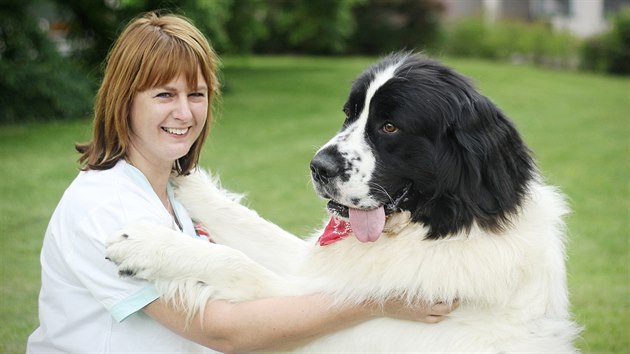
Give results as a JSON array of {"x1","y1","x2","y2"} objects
[
  {"x1": 155, "y1": 92, "x2": 172, "y2": 98},
  {"x1": 382, "y1": 122, "x2": 399, "y2": 133},
  {"x1": 189, "y1": 92, "x2": 205, "y2": 98}
]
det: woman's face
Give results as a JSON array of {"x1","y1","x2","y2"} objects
[{"x1": 128, "y1": 71, "x2": 208, "y2": 172}]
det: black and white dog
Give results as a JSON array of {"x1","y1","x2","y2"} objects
[{"x1": 107, "y1": 52, "x2": 579, "y2": 352}]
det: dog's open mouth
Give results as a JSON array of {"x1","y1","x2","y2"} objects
[
  {"x1": 325, "y1": 184, "x2": 414, "y2": 243},
  {"x1": 326, "y1": 184, "x2": 414, "y2": 218}
]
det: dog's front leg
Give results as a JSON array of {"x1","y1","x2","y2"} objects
[
  {"x1": 106, "y1": 223, "x2": 290, "y2": 306},
  {"x1": 172, "y1": 169, "x2": 308, "y2": 275}
]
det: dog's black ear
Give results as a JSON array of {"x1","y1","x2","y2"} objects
[{"x1": 415, "y1": 92, "x2": 535, "y2": 239}]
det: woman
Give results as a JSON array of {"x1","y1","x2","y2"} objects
[{"x1": 26, "y1": 12, "x2": 456, "y2": 353}]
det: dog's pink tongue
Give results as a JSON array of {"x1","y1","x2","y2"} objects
[{"x1": 348, "y1": 206, "x2": 385, "y2": 243}]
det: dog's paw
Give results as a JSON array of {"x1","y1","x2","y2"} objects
[{"x1": 106, "y1": 223, "x2": 181, "y2": 280}]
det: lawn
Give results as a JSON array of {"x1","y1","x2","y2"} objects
[{"x1": 1, "y1": 56, "x2": 628, "y2": 353}]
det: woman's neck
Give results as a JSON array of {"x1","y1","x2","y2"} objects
[{"x1": 126, "y1": 156, "x2": 172, "y2": 206}]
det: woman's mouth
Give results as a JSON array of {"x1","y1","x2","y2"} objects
[{"x1": 162, "y1": 127, "x2": 190, "y2": 135}]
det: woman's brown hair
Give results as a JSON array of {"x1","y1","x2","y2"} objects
[{"x1": 76, "y1": 12, "x2": 220, "y2": 175}]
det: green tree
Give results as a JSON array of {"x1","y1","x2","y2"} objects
[
  {"x1": 57, "y1": 0, "x2": 231, "y2": 70},
  {"x1": 253, "y1": 0, "x2": 366, "y2": 54},
  {"x1": 0, "y1": 0, "x2": 233, "y2": 123},
  {"x1": 224, "y1": 0, "x2": 269, "y2": 54},
  {"x1": 0, "y1": 0, "x2": 93, "y2": 123},
  {"x1": 349, "y1": 0, "x2": 445, "y2": 55}
]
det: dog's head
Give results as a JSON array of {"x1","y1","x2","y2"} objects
[{"x1": 310, "y1": 52, "x2": 535, "y2": 241}]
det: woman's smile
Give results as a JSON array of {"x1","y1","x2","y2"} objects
[{"x1": 161, "y1": 126, "x2": 191, "y2": 136}]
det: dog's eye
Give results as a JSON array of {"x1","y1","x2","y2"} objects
[{"x1": 382, "y1": 122, "x2": 399, "y2": 133}]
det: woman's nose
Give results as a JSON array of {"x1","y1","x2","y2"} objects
[{"x1": 174, "y1": 96, "x2": 193, "y2": 121}]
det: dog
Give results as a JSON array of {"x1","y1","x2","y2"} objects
[{"x1": 106, "y1": 52, "x2": 580, "y2": 352}]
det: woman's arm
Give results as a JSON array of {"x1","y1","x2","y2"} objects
[{"x1": 144, "y1": 294, "x2": 457, "y2": 353}]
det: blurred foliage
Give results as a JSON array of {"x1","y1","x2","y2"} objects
[
  {"x1": 223, "y1": 0, "x2": 267, "y2": 54},
  {"x1": 46, "y1": 0, "x2": 375, "y2": 62},
  {"x1": 57, "y1": 0, "x2": 232, "y2": 70},
  {"x1": 1, "y1": 0, "x2": 445, "y2": 123},
  {"x1": 348, "y1": 0, "x2": 445, "y2": 54},
  {"x1": 2, "y1": 0, "x2": 626, "y2": 123},
  {"x1": 581, "y1": 8, "x2": 630, "y2": 75},
  {"x1": 442, "y1": 17, "x2": 581, "y2": 69},
  {"x1": 0, "y1": 0, "x2": 93, "y2": 123},
  {"x1": 251, "y1": 0, "x2": 366, "y2": 54}
]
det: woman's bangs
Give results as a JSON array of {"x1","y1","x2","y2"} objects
[{"x1": 138, "y1": 39, "x2": 200, "y2": 91}]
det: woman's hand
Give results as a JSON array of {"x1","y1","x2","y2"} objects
[{"x1": 370, "y1": 297, "x2": 460, "y2": 323}]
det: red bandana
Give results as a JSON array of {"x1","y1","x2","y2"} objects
[{"x1": 318, "y1": 217, "x2": 352, "y2": 246}]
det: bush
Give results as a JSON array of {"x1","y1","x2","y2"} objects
[
  {"x1": 580, "y1": 8, "x2": 630, "y2": 75},
  {"x1": 252, "y1": 0, "x2": 365, "y2": 55},
  {"x1": 349, "y1": 0, "x2": 445, "y2": 55},
  {"x1": 0, "y1": 2, "x2": 93, "y2": 123},
  {"x1": 441, "y1": 18, "x2": 494, "y2": 58},
  {"x1": 442, "y1": 17, "x2": 580, "y2": 69}
]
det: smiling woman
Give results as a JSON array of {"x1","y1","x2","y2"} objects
[
  {"x1": 25, "y1": 12, "x2": 221, "y2": 353},
  {"x1": 126, "y1": 71, "x2": 209, "y2": 203},
  {"x1": 74, "y1": 15, "x2": 219, "y2": 175}
]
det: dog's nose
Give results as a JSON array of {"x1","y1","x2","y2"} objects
[{"x1": 310, "y1": 147, "x2": 343, "y2": 183}]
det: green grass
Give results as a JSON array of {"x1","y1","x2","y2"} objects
[{"x1": 1, "y1": 56, "x2": 628, "y2": 353}]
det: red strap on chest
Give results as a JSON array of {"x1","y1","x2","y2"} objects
[{"x1": 194, "y1": 223, "x2": 214, "y2": 243}]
